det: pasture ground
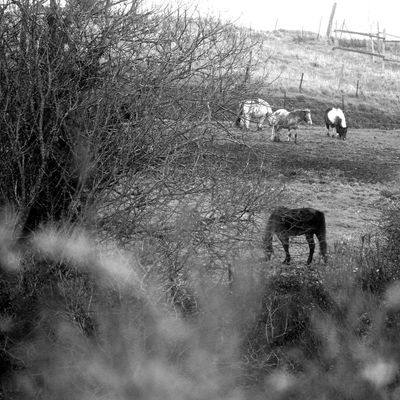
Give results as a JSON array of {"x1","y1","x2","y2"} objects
[{"x1": 226, "y1": 124, "x2": 400, "y2": 265}]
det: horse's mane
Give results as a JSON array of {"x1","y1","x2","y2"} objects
[
  {"x1": 291, "y1": 108, "x2": 310, "y2": 114},
  {"x1": 288, "y1": 109, "x2": 311, "y2": 121}
]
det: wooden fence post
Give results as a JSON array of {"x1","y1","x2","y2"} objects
[
  {"x1": 283, "y1": 91, "x2": 287, "y2": 108},
  {"x1": 317, "y1": 16, "x2": 322, "y2": 39},
  {"x1": 299, "y1": 73, "x2": 304, "y2": 92},
  {"x1": 356, "y1": 80, "x2": 359, "y2": 97},
  {"x1": 370, "y1": 26, "x2": 375, "y2": 62},
  {"x1": 326, "y1": 2, "x2": 337, "y2": 38},
  {"x1": 341, "y1": 94, "x2": 345, "y2": 111},
  {"x1": 382, "y1": 29, "x2": 386, "y2": 69},
  {"x1": 334, "y1": 21, "x2": 338, "y2": 45}
]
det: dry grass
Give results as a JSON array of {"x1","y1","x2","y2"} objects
[{"x1": 258, "y1": 30, "x2": 400, "y2": 117}]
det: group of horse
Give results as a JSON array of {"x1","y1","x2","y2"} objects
[
  {"x1": 234, "y1": 99, "x2": 346, "y2": 264},
  {"x1": 235, "y1": 98, "x2": 348, "y2": 143}
]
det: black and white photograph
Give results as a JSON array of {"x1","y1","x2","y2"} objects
[{"x1": 0, "y1": 0, "x2": 400, "y2": 398}]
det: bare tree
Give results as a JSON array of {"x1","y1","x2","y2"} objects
[
  {"x1": 0, "y1": 0, "x2": 269, "y2": 238},
  {"x1": 0, "y1": 0, "x2": 278, "y2": 308},
  {"x1": 0, "y1": 2, "x2": 283, "y2": 395}
]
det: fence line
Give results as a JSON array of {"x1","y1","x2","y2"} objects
[
  {"x1": 334, "y1": 29, "x2": 384, "y2": 40},
  {"x1": 333, "y1": 28, "x2": 400, "y2": 65},
  {"x1": 269, "y1": 71, "x2": 371, "y2": 100}
]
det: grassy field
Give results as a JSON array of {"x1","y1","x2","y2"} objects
[{"x1": 255, "y1": 30, "x2": 400, "y2": 129}]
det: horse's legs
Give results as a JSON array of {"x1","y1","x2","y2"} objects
[
  {"x1": 276, "y1": 128, "x2": 281, "y2": 142},
  {"x1": 263, "y1": 227, "x2": 274, "y2": 261},
  {"x1": 287, "y1": 128, "x2": 291, "y2": 141},
  {"x1": 244, "y1": 118, "x2": 250, "y2": 130},
  {"x1": 257, "y1": 115, "x2": 265, "y2": 130},
  {"x1": 305, "y1": 233, "x2": 315, "y2": 265},
  {"x1": 271, "y1": 126, "x2": 280, "y2": 142},
  {"x1": 270, "y1": 126, "x2": 275, "y2": 141},
  {"x1": 316, "y1": 232, "x2": 328, "y2": 263},
  {"x1": 327, "y1": 125, "x2": 336, "y2": 137},
  {"x1": 294, "y1": 129, "x2": 298, "y2": 144},
  {"x1": 277, "y1": 232, "x2": 290, "y2": 264}
]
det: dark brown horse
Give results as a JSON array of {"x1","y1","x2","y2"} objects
[{"x1": 263, "y1": 207, "x2": 328, "y2": 265}]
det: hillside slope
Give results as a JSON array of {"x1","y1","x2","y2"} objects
[{"x1": 257, "y1": 30, "x2": 400, "y2": 129}]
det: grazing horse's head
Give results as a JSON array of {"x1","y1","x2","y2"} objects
[
  {"x1": 303, "y1": 109, "x2": 313, "y2": 125},
  {"x1": 266, "y1": 114, "x2": 274, "y2": 126},
  {"x1": 335, "y1": 116, "x2": 347, "y2": 139}
]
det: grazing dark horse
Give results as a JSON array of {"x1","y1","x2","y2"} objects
[
  {"x1": 324, "y1": 107, "x2": 347, "y2": 140},
  {"x1": 235, "y1": 98, "x2": 273, "y2": 130},
  {"x1": 270, "y1": 109, "x2": 313, "y2": 144},
  {"x1": 263, "y1": 207, "x2": 328, "y2": 265}
]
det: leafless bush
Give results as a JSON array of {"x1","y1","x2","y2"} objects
[
  {"x1": 0, "y1": 0, "x2": 283, "y2": 393},
  {"x1": 0, "y1": 0, "x2": 270, "y2": 239}
]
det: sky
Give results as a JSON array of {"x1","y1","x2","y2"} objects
[{"x1": 144, "y1": 0, "x2": 400, "y2": 39}]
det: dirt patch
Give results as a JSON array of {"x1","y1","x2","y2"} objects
[
  {"x1": 247, "y1": 127, "x2": 400, "y2": 184},
  {"x1": 213, "y1": 125, "x2": 400, "y2": 254}
]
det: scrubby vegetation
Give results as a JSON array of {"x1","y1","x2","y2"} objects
[{"x1": 1, "y1": 1, "x2": 400, "y2": 399}]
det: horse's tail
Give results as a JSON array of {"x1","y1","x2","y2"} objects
[
  {"x1": 235, "y1": 102, "x2": 244, "y2": 128},
  {"x1": 317, "y1": 211, "x2": 328, "y2": 262},
  {"x1": 263, "y1": 218, "x2": 274, "y2": 261}
]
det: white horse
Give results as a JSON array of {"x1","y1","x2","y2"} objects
[
  {"x1": 235, "y1": 98, "x2": 273, "y2": 130},
  {"x1": 324, "y1": 107, "x2": 347, "y2": 140},
  {"x1": 270, "y1": 109, "x2": 313, "y2": 144}
]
